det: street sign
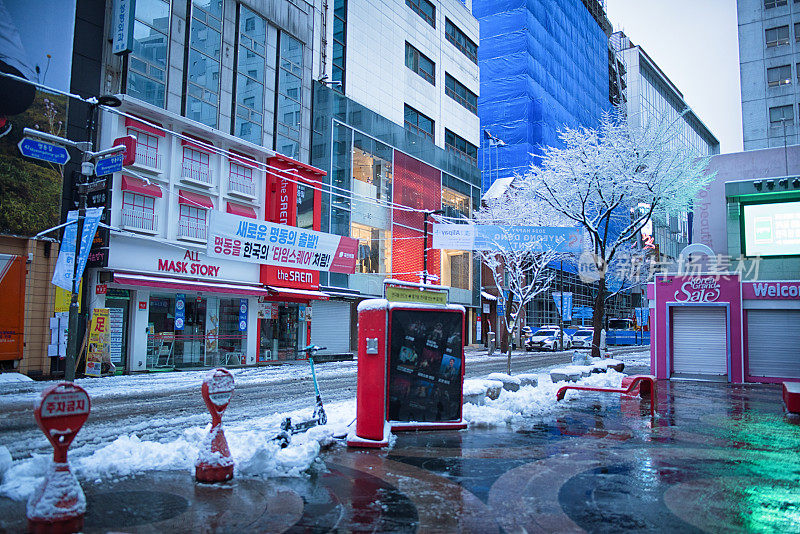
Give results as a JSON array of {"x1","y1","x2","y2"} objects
[
  {"x1": 17, "y1": 137, "x2": 70, "y2": 165},
  {"x1": 95, "y1": 153, "x2": 124, "y2": 176},
  {"x1": 85, "y1": 179, "x2": 107, "y2": 193}
]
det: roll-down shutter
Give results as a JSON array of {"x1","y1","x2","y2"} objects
[
  {"x1": 311, "y1": 300, "x2": 352, "y2": 355},
  {"x1": 747, "y1": 310, "x2": 800, "y2": 379},
  {"x1": 672, "y1": 307, "x2": 728, "y2": 376}
]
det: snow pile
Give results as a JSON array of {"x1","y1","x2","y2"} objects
[
  {"x1": 0, "y1": 446, "x2": 11, "y2": 483},
  {"x1": 463, "y1": 369, "x2": 626, "y2": 426},
  {"x1": 0, "y1": 399, "x2": 356, "y2": 502},
  {"x1": 0, "y1": 373, "x2": 33, "y2": 384}
]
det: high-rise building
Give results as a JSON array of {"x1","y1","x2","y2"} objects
[
  {"x1": 737, "y1": 0, "x2": 800, "y2": 150},
  {"x1": 473, "y1": 0, "x2": 613, "y2": 193},
  {"x1": 611, "y1": 31, "x2": 720, "y2": 262},
  {"x1": 309, "y1": 0, "x2": 483, "y2": 352}
]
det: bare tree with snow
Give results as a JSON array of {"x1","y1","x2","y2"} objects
[
  {"x1": 519, "y1": 107, "x2": 714, "y2": 357},
  {"x1": 476, "y1": 185, "x2": 569, "y2": 374}
]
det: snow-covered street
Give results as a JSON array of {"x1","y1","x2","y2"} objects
[{"x1": 0, "y1": 348, "x2": 650, "y2": 505}]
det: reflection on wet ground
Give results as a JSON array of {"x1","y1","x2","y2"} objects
[{"x1": 1, "y1": 379, "x2": 798, "y2": 532}]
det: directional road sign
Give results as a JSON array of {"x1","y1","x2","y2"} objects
[
  {"x1": 94, "y1": 153, "x2": 124, "y2": 176},
  {"x1": 17, "y1": 138, "x2": 71, "y2": 165}
]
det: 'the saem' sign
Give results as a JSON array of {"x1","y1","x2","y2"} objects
[{"x1": 674, "y1": 277, "x2": 721, "y2": 303}]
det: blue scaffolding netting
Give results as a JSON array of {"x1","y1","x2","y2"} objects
[{"x1": 475, "y1": 0, "x2": 611, "y2": 194}]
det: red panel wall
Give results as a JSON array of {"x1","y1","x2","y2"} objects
[{"x1": 391, "y1": 151, "x2": 441, "y2": 284}]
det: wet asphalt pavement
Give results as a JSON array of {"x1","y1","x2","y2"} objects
[{"x1": 2, "y1": 368, "x2": 799, "y2": 533}]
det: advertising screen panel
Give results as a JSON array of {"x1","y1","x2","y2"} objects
[
  {"x1": 742, "y1": 201, "x2": 800, "y2": 257},
  {"x1": 387, "y1": 309, "x2": 463, "y2": 423}
]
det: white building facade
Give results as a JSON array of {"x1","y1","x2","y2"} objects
[{"x1": 737, "y1": 0, "x2": 800, "y2": 150}]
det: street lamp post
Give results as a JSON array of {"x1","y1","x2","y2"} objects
[
  {"x1": 422, "y1": 209, "x2": 444, "y2": 284},
  {"x1": 64, "y1": 95, "x2": 122, "y2": 380}
]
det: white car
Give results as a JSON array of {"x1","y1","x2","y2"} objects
[
  {"x1": 525, "y1": 327, "x2": 570, "y2": 351},
  {"x1": 570, "y1": 329, "x2": 595, "y2": 349}
]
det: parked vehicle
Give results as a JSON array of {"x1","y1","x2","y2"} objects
[
  {"x1": 525, "y1": 327, "x2": 570, "y2": 352},
  {"x1": 570, "y1": 329, "x2": 595, "y2": 349}
]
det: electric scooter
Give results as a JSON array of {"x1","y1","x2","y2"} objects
[{"x1": 272, "y1": 345, "x2": 327, "y2": 448}]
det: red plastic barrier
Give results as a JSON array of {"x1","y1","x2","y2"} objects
[
  {"x1": 27, "y1": 382, "x2": 91, "y2": 534},
  {"x1": 195, "y1": 368, "x2": 235, "y2": 483}
]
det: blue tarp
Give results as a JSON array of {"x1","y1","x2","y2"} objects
[{"x1": 475, "y1": 0, "x2": 611, "y2": 193}]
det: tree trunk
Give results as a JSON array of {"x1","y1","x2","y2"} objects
[{"x1": 591, "y1": 276, "x2": 606, "y2": 358}]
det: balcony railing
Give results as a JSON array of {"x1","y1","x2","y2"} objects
[
  {"x1": 134, "y1": 150, "x2": 162, "y2": 170},
  {"x1": 178, "y1": 218, "x2": 207, "y2": 241},
  {"x1": 120, "y1": 208, "x2": 158, "y2": 233},
  {"x1": 229, "y1": 174, "x2": 256, "y2": 197},
  {"x1": 182, "y1": 162, "x2": 213, "y2": 185}
]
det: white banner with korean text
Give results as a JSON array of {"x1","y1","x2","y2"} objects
[{"x1": 207, "y1": 211, "x2": 358, "y2": 274}]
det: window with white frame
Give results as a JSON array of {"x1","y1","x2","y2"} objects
[
  {"x1": 767, "y1": 65, "x2": 792, "y2": 87},
  {"x1": 769, "y1": 104, "x2": 794, "y2": 125},
  {"x1": 121, "y1": 191, "x2": 157, "y2": 231},
  {"x1": 229, "y1": 160, "x2": 255, "y2": 196},
  {"x1": 182, "y1": 146, "x2": 212, "y2": 184},
  {"x1": 128, "y1": 128, "x2": 161, "y2": 169},
  {"x1": 765, "y1": 25, "x2": 790, "y2": 47},
  {"x1": 764, "y1": 0, "x2": 787, "y2": 7},
  {"x1": 179, "y1": 204, "x2": 207, "y2": 240}
]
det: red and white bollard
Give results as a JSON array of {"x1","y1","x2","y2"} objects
[
  {"x1": 195, "y1": 368, "x2": 235, "y2": 483},
  {"x1": 27, "y1": 382, "x2": 91, "y2": 534}
]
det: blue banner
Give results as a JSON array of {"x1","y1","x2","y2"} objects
[
  {"x1": 238, "y1": 299, "x2": 248, "y2": 331},
  {"x1": 175, "y1": 294, "x2": 185, "y2": 330},
  {"x1": 51, "y1": 211, "x2": 79, "y2": 291},
  {"x1": 552, "y1": 292, "x2": 573, "y2": 321},
  {"x1": 74, "y1": 207, "x2": 104, "y2": 291},
  {"x1": 433, "y1": 224, "x2": 583, "y2": 254}
]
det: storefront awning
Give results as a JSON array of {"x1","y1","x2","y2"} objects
[
  {"x1": 226, "y1": 202, "x2": 257, "y2": 218},
  {"x1": 481, "y1": 291, "x2": 497, "y2": 301},
  {"x1": 113, "y1": 273, "x2": 271, "y2": 296},
  {"x1": 178, "y1": 190, "x2": 214, "y2": 209},
  {"x1": 266, "y1": 286, "x2": 330, "y2": 301},
  {"x1": 121, "y1": 175, "x2": 162, "y2": 197}
]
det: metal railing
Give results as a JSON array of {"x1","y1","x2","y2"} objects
[
  {"x1": 229, "y1": 174, "x2": 256, "y2": 196},
  {"x1": 182, "y1": 162, "x2": 213, "y2": 185},
  {"x1": 178, "y1": 218, "x2": 207, "y2": 240},
  {"x1": 134, "y1": 150, "x2": 162, "y2": 170},
  {"x1": 120, "y1": 208, "x2": 158, "y2": 232}
]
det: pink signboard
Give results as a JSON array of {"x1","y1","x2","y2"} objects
[{"x1": 742, "y1": 281, "x2": 800, "y2": 300}]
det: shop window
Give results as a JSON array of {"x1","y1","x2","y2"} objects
[
  {"x1": 127, "y1": 128, "x2": 162, "y2": 169},
  {"x1": 765, "y1": 25, "x2": 790, "y2": 47},
  {"x1": 186, "y1": 0, "x2": 222, "y2": 127},
  {"x1": 126, "y1": 0, "x2": 169, "y2": 108},
  {"x1": 445, "y1": 129, "x2": 477, "y2": 165},
  {"x1": 178, "y1": 204, "x2": 207, "y2": 240},
  {"x1": 182, "y1": 146, "x2": 212, "y2": 184},
  {"x1": 351, "y1": 222, "x2": 391, "y2": 274},
  {"x1": 216, "y1": 298, "x2": 246, "y2": 361},
  {"x1": 297, "y1": 182, "x2": 315, "y2": 230},
  {"x1": 351, "y1": 132, "x2": 392, "y2": 229},
  {"x1": 767, "y1": 65, "x2": 792, "y2": 87},
  {"x1": 406, "y1": 0, "x2": 435, "y2": 28},
  {"x1": 769, "y1": 104, "x2": 794, "y2": 125},
  {"x1": 441, "y1": 186, "x2": 471, "y2": 220},
  {"x1": 405, "y1": 42, "x2": 435, "y2": 85},
  {"x1": 121, "y1": 191, "x2": 157, "y2": 231},
  {"x1": 234, "y1": 5, "x2": 266, "y2": 144},
  {"x1": 275, "y1": 33, "x2": 303, "y2": 159},
  {"x1": 229, "y1": 160, "x2": 255, "y2": 196},
  {"x1": 445, "y1": 73, "x2": 477, "y2": 114},
  {"x1": 445, "y1": 18, "x2": 477, "y2": 64},
  {"x1": 442, "y1": 250, "x2": 471, "y2": 290},
  {"x1": 404, "y1": 104, "x2": 434, "y2": 142}
]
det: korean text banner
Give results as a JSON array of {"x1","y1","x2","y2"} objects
[
  {"x1": 432, "y1": 224, "x2": 583, "y2": 253},
  {"x1": 207, "y1": 211, "x2": 358, "y2": 274}
]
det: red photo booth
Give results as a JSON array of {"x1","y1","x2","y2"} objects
[{"x1": 348, "y1": 295, "x2": 467, "y2": 448}]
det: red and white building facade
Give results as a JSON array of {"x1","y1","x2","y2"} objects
[{"x1": 86, "y1": 99, "x2": 330, "y2": 372}]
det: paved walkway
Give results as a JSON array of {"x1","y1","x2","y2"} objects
[{"x1": 2, "y1": 378, "x2": 798, "y2": 532}]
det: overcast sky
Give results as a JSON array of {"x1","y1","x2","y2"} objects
[{"x1": 605, "y1": 0, "x2": 743, "y2": 154}]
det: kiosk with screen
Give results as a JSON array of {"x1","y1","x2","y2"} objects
[{"x1": 348, "y1": 282, "x2": 467, "y2": 447}]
